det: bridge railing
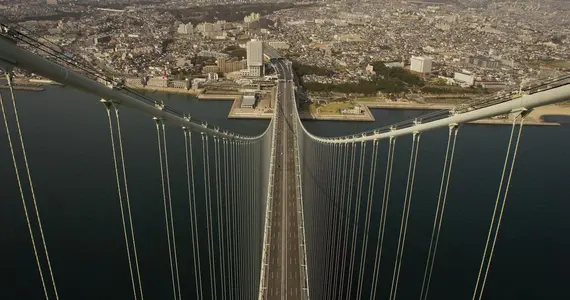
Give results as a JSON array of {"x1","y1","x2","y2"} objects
[{"x1": 257, "y1": 81, "x2": 280, "y2": 300}]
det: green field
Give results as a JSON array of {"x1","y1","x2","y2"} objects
[{"x1": 310, "y1": 101, "x2": 355, "y2": 114}]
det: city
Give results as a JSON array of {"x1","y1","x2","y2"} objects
[
  {"x1": 1, "y1": 0, "x2": 570, "y2": 300},
  {"x1": 2, "y1": 0, "x2": 570, "y2": 123}
]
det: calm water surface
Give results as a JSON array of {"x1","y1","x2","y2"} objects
[{"x1": 1, "y1": 86, "x2": 569, "y2": 299}]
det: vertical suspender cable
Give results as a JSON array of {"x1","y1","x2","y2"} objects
[
  {"x1": 346, "y1": 141, "x2": 367, "y2": 299},
  {"x1": 389, "y1": 132, "x2": 421, "y2": 300},
  {"x1": 332, "y1": 143, "x2": 349, "y2": 300},
  {"x1": 252, "y1": 141, "x2": 257, "y2": 299},
  {"x1": 247, "y1": 141, "x2": 252, "y2": 299},
  {"x1": 326, "y1": 143, "x2": 342, "y2": 299},
  {"x1": 183, "y1": 129, "x2": 203, "y2": 300},
  {"x1": 11, "y1": 76, "x2": 62, "y2": 299},
  {"x1": 472, "y1": 115, "x2": 526, "y2": 300},
  {"x1": 370, "y1": 136, "x2": 397, "y2": 300},
  {"x1": 324, "y1": 143, "x2": 338, "y2": 297},
  {"x1": 322, "y1": 143, "x2": 334, "y2": 298},
  {"x1": 240, "y1": 141, "x2": 246, "y2": 299},
  {"x1": 310, "y1": 141, "x2": 319, "y2": 298},
  {"x1": 420, "y1": 125, "x2": 459, "y2": 300},
  {"x1": 255, "y1": 141, "x2": 260, "y2": 297},
  {"x1": 223, "y1": 139, "x2": 234, "y2": 299},
  {"x1": 356, "y1": 139, "x2": 380, "y2": 299},
  {"x1": 339, "y1": 142, "x2": 357, "y2": 299},
  {"x1": 1, "y1": 79, "x2": 51, "y2": 299},
  {"x1": 331, "y1": 143, "x2": 344, "y2": 297},
  {"x1": 214, "y1": 137, "x2": 227, "y2": 300},
  {"x1": 252, "y1": 141, "x2": 256, "y2": 298},
  {"x1": 479, "y1": 118, "x2": 525, "y2": 297},
  {"x1": 105, "y1": 104, "x2": 138, "y2": 300},
  {"x1": 258, "y1": 139, "x2": 263, "y2": 295},
  {"x1": 244, "y1": 141, "x2": 248, "y2": 299},
  {"x1": 252, "y1": 141, "x2": 256, "y2": 299},
  {"x1": 230, "y1": 139, "x2": 236, "y2": 299},
  {"x1": 113, "y1": 106, "x2": 144, "y2": 300},
  {"x1": 155, "y1": 119, "x2": 177, "y2": 300},
  {"x1": 236, "y1": 141, "x2": 244, "y2": 300},
  {"x1": 232, "y1": 141, "x2": 237, "y2": 299},
  {"x1": 6, "y1": 74, "x2": 60, "y2": 299},
  {"x1": 202, "y1": 134, "x2": 217, "y2": 300},
  {"x1": 161, "y1": 122, "x2": 182, "y2": 300}
]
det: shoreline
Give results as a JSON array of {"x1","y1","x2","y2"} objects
[
  {"x1": 130, "y1": 85, "x2": 203, "y2": 95},
  {"x1": 0, "y1": 85, "x2": 45, "y2": 92},
  {"x1": 10, "y1": 77, "x2": 570, "y2": 126}
]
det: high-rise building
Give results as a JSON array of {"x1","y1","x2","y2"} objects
[
  {"x1": 410, "y1": 56, "x2": 432, "y2": 74},
  {"x1": 246, "y1": 40, "x2": 264, "y2": 77},
  {"x1": 47, "y1": 0, "x2": 58, "y2": 4}
]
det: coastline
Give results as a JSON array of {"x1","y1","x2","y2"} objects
[
  {"x1": 9, "y1": 77, "x2": 570, "y2": 125},
  {"x1": 0, "y1": 78, "x2": 47, "y2": 92},
  {"x1": 0, "y1": 85, "x2": 45, "y2": 92},
  {"x1": 129, "y1": 85, "x2": 203, "y2": 95}
]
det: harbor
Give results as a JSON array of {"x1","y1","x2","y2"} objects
[{"x1": 4, "y1": 77, "x2": 568, "y2": 125}]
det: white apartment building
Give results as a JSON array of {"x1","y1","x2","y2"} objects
[
  {"x1": 410, "y1": 56, "x2": 433, "y2": 74},
  {"x1": 454, "y1": 72, "x2": 475, "y2": 86},
  {"x1": 247, "y1": 40, "x2": 264, "y2": 77}
]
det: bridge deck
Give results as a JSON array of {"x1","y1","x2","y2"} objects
[{"x1": 266, "y1": 74, "x2": 303, "y2": 299}]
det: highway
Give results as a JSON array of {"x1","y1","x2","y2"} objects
[{"x1": 265, "y1": 60, "x2": 303, "y2": 299}]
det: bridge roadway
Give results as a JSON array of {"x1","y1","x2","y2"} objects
[{"x1": 265, "y1": 60, "x2": 303, "y2": 299}]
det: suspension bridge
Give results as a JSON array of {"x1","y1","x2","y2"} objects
[{"x1": 2, "y1": 23, "x2": 570, "y2": 300}]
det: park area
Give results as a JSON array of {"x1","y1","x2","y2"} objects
[{"x1": 309, "y1": 100, "x2": 355, "y2": 115}]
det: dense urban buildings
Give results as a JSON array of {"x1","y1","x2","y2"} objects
[{"x1": 1, "y1": 0, "x2": 568, "y2": 94}]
